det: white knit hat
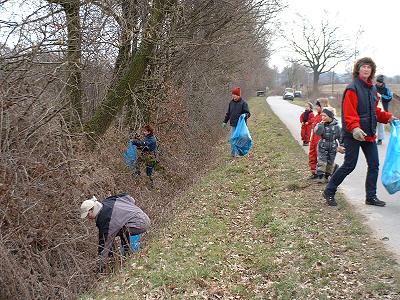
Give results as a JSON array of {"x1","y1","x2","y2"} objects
[{"x1": 80, "y1": 196, "x2": 102, "y2": 219}]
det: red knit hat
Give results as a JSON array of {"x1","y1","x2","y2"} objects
[{"x1": 232, "y1": 87, "x2": 241, "y2": 96}]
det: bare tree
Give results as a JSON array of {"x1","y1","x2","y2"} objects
[
  {"x1": 83, "y1": 0, "x2": 176, "y2": 138},
  {"x1": 46, "y1": 0, "x2": 83, "y2": 126},
  {"x1": 287, "y1": 18, "x2": 352, "y2": 95}
]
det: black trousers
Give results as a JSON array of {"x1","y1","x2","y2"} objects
[{"x1": 325, "y1": 135, "x2": 379, "y2": 199}]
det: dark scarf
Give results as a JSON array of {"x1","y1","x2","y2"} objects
[
  {"x1": 376, "y1": 83, "x2": 386, "y2": 95},
  {"x1": 303, "y1": 110, "x2": 311, "y2": 122}
]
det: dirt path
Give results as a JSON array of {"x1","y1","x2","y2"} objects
[{"x1": 267, "y1": 96, "x2": 400, "y2": 262}]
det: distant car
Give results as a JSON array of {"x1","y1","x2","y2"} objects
[
  {"x1": 283, "y1": 91, "x2": 294, "y2": 100},
  {"x1": 283, "y1": 88, "x2": 294, "y2": 96},
  {"x1": 256, "y1": 90, "x2": 266, "y2": 97},
  {"x1": 294, "y1": 90, "x2": 302, "y2": 98}
]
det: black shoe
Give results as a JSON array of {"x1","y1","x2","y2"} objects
[
  {"x1": 309, "y1": 174, "x2": 318, "y2": 180},
  {"x1": 365, "y1": 196, "x2": 386, "y2": 207},
  {"x1": 377, "y1": 140, "x2": 382, "y2": 145},
  {"x1": 323, "y1": 191, "x2": 337, "y2": 206}
]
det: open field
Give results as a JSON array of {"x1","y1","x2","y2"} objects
[{"x1": 320, "y1": 84, "x2": 400, "y2": 95}]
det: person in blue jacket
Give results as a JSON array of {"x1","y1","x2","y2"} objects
[
  {"x1": 130, "y1": 124, "x2": 157, "y2": 186},
  {"x1": 222, "y1": 87, "x2": 251, "y2": 156},
  {"x1": 375, "y1": 75, "x2": 393, "y2": 145}
]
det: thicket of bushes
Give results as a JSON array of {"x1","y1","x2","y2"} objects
[{"x1": 0, "y1": 0, "x2": 282, "y2": 298}]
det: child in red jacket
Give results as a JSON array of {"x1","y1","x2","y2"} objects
[
  {"x1": 308, "y1": 98, "x2": 330, "y2": 179},
  {"x1": 300, "y1": 102, "x2": 314, "y2": 146}
]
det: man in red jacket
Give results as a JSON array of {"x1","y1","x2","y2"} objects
[{"x1": 323, "y1": 57, "x2": 397, "y2": 206}]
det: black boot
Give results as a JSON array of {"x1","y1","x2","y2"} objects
[
  {"x1": 323, "y1": 191, "x2": 337, "y2": 206},
  {"x1": 365, "y1": 196, "x2": 386, "y2": 207},
  {"x1": 324, "y1": 173, "x2": 330, "y2": 183},
  {"x1": 317, "y1": 174, "x2": 324, "y2": 184}
]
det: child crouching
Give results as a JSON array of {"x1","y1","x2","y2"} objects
[{"x1": 314, "y1": 107, "x2": 345, "y2": 183}]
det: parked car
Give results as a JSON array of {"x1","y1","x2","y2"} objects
[
  {"x1": 294, "y1": 90, "x2": 302, "y2": 98},
  {"x1": 283, "y1": 90, "x2": 294, "y2": 100},
  {"x1": 283, "y1": 88, "x2": 294, "y2": 96},
  {"x1": 256, "y1": 90, "x2": 266, "y2": 97}
]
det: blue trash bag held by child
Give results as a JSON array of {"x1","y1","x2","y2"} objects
[
  {"x1": 123, "y1": 141, "x2": 137, "y2": 168},
  {"x1": 382, "y1": 120, "x2": 400, "y2": 194},
  {"x1": 230, "y1": 114, "x2": 253, "y2": 156}
]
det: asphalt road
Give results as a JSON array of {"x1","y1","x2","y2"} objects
[{"x1": 267, "y1": 96, "x2": 400, "y2": 262}]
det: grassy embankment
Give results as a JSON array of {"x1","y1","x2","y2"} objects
[{"x1": 84, "y1": 97, "x2": 400, "y2": 299}]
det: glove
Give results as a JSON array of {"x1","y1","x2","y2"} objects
[
  {"x1": 352, "y1": 127, "x2": 367, "y2": 141},
  {"x1": 222, "y1": 122, "x2": 227, "y2": 128},
  {"x1": 337, "y1": 145, "x2": 345, "y2": 154}
]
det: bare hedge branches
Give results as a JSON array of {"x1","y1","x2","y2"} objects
[{"x1": 0, "y1": 0, "x2": 283, "y2": 299}]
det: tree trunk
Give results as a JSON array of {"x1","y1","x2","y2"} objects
[
  {"x1": 47, "y1": 0, "x2": 83, "y2": 127},
  {"x1": 312, "y1": 70, "x2": 320, "y2": 96},
  {"x1": 64, "y1": 1, "x2": 83, "y2": 126},
  {"x1": 113, "y1": 0, "x2": 138, "y2": 79},
  {"x1": 84, "y1": 0, "x2": 173, "y2": 138}
]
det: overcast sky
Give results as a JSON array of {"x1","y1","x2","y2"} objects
[{"x1": 270, "y1": 0, "x2": 400, "y2": 76}]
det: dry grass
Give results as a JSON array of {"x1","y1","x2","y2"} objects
[{"x1": 86, "y1": 97, "x2": 400, "y2": 299}]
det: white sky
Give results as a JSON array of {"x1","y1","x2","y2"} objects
[{"x1": 270, "y1": 0, "x2": 400, "y2": 76}]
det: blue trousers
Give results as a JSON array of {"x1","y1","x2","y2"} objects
[
  {"x1": 325, "y1": 135, "x2": 379, "y2": 199},
  {"x1": 230, "y1": 126, "x2": 237, "y2": 156}
]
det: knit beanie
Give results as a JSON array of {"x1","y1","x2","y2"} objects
[
  {"x1": 232, "y1": 87, "x2": 241, "y2": 97},
  {"x1": 315, "y1": 100, "x2": 321, "y2": 108},
  {"x1": 376, "y1": 74, "x2": 384, "y2": 83},
  {"x1": 322, "y1": 107, "x2": 335, "y2": 119}
]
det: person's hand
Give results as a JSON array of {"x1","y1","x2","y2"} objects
[
  {"x1": 377, "y1": 92, "x2": 382, "y2": 100},
  {"x1": 337, "y1": 145, "x2": 345, "y2": 154},
  {"x1": 352, "y1": 127, "x2": 367, "y2": 141},
  {"x1": 305, "y1": 122, "x2": 309, "y2": 125},
  {"x1": 222, "y1": 122, "x2": 227, "y2": 128}
]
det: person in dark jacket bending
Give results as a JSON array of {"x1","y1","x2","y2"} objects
[
  {"x1": 375, "y1": 74, "x2": 393, "y2": 145},
  {"x1": 222, "y1": 87, "x2": 251, "y2": 157},
  {"x1": 130, "y1": 124, "x2": 157, "y2": 186},
  {"x1": 80, "y1": 194, "x2": 150, "y2": 271},
  {"x1": 323, "y1": 57, "x2": 396, "y2": 207}
]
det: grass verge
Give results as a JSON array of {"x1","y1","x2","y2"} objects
[{"x1": 83, "y1": 97, "x2": 400, "y2": 299}]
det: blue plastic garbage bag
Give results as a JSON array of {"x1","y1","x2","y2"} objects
[
  {"x1": 123, "y1": 141, "x2": 137, "y2": 168},
  {"x1": 230, "y1": 114, "x2": 253, "y2": 156},
  {"x1": 382, "y1": 120, "x2": 400, "y2": 194},
  {"x1": 129, "y1": 234, "x2": 141, "y2": 252}
]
